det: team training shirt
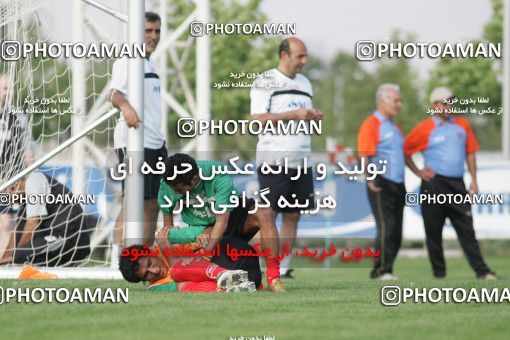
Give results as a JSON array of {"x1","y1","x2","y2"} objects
[
  {"x1": 158, "y1": 160, "x2": 238, "y2": 226},
  {"x1": 110, "y1": 57, "x2": 165, "y2": 149},
  {"x1": 250, "y1": 68, "x2": 313, "y2": 168},
  {"x1": 404, "y1": 116, "x2": 479, "y2": 178},
  {"x1": 357, "y1": 111, "x2": 405, "y2": 183}
]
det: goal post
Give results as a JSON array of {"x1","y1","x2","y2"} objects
[
  {"x1": 0, "y1": 0, "x2": 143, "y2": 279},
  {"x1": 124, "y1": 0, "x2": 144, "y2": 245}
]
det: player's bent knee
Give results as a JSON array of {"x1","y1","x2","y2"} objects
[{"x1": 0, "y1": 214, "x2": 11, "y2": 231}]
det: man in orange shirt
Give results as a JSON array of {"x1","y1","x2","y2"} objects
[
  {"x1": 357, "y1": 84, "x2": 406, "y2": 280},
  {"x1": 404, "y1": 87, "x2": 496, "y2": 280}
]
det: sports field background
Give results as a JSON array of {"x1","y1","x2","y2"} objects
[{"x1": 1, "y1": 256, "x2": 508, "y2": 340}]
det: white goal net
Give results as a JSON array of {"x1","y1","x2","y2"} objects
[{"x1": 0, "y1": 0, "x2": 128, "y2": 277}]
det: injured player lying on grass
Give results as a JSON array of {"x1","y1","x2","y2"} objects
[{"x1": 119, "y1": 226, "x2": 262, "y2": 293}]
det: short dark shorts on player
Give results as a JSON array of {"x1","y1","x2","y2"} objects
[
  {"x1": 257, "y1": 166, "x2": 315, "y2": 213},
  {"x1": 223, "y1": 197, "x2": 259, "y2": 242},
  {"x1": 116, "y1": 144, "x2": 168, "y2": 200}
]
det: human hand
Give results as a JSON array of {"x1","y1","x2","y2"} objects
[
  {"x1": 155, "y1": 226, "x2": 171, "y2": 252},
  {"x1": 469, "y1": 181, "x2": 478, "y2": 195},
  {"x1": 293, "y1": 108, "x2": 315, "y2": 121},
  {"x1": 367, "y1": 180, "x2": 382, "y2": 193},
  {"x1": 311, "y1": 109, "x2": 324, "y2": 121},
  {"x1": 196, "y1": 232, "x2": 210, "y2": 248},
  {"x1": 122, "y1": 105, "x2": 141, "y2": 128}
]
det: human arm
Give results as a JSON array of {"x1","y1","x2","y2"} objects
[
  {"x1": 405, "y1": 155, "x2": 435, "y2": 182},
  {"x1": 109, "y1": 90, "x2": 141, "y2": 128},
  {"x1": 158, "y1": 185, "x2": 177, "y2": 229},
  {"x1": 249, "y1": 76, "x2": 322, "y2": 124},
  {"x1": 202, "y1": 212, "x2": 229, "y2": 251},
  {"x1": 466, "y1": 152, "x2": 478, "y2": 194},
  {"x1": 108, "y1": 58, "x2": 141, "y2": 128},
  {"x1": 360, "y1": 155, "x2": 381, "y2": 192},
  {"x1": 155, "y1": 226, "x2": 209, "y2": 266},
  {"x1": 462, "y1": 119, "x2": 479, "y2": 194},
  {"x1": 168, "y1": 226, "x2": 207, "y2": 244},
  {"x1": 357, "y1": 118, "x2": 381, "y2": 192},
  {"x1": 18, "y1": 173, "x2": 48, "y2": 246},
  {"x1": 403, "y1": 121, "x2": 435, "y2": 181},
  {"x1": 163, "y1": 215, "x2": 174, "y2": 229}
]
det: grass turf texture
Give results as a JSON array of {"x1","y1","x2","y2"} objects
[{"x1": 0, "y1": 257, "x2": 508, "y2": 340}]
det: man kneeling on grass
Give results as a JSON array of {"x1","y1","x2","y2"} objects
[{"x1": 119, "y1": 226, "x2": 261, "y2": 293}]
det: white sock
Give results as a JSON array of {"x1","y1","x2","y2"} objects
[
  {"x1": 111, "y1": 244, "x2": 120, "y2": 269},
  {"x1": 279, "y1": 253, "x2": 293, "y2": 276}
]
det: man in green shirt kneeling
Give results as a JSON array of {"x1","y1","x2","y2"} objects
[{"x1": 158, "y1": 153, "x2": 285, "y2": 292}]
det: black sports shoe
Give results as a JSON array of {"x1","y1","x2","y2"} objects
[{"x1": 282, "y1": 269, "x2": 294, "y2": 279}]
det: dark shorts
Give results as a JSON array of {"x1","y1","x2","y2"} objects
[
  {"x1": 116, "y1": 145, "x2": 168, "y2": 200},
  {"x1": 257, "y1": 166, "x2": 315, "y2": 213},
  {"x1": 212, "y1": 237, "x2": 262, "y2": 288},
  {"x1": 223, "y1": 198, "x2": 259, "y2": 242}
]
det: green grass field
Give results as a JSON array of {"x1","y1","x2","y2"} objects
[{"x1": 1, "y1": 257, "x2": 509, "y2": 340}]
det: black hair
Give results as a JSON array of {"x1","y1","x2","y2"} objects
[
  {"x1": 145, "y1": 12, "x2": 161, "y2": 23},
  {"x1": 278, "y1": 38, "x2": 291, "y2": 58},
  {"x1": 163, "y1": 153, "x2": 199, "y2": 187},
  {"x1": 119, "y1": 245, "x2": 145, "y2": 283}
]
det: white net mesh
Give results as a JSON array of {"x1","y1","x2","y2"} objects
[{"x1": 0, "y1": 0, "x2": 126, "y2": 269}]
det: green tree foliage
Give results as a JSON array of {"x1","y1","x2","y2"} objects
[
  {"x1": 305, "y1": 52, "x2": 376, "y2": 150},
  {"x1": 427, "y1": 0, "x2": 503, "y2": 150},
  {"x1": 166, "y1": 0, "x2": 280, "y2": 158},
  {"x1": 309, "y1": 31, "x2": 422, "y2": 150},
  {"x1": 484, "y1": 0, "x2": 503, "y2": 43},
  {"x1": 10, "y1": 18, "x2": 112, "y2": 147}
]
